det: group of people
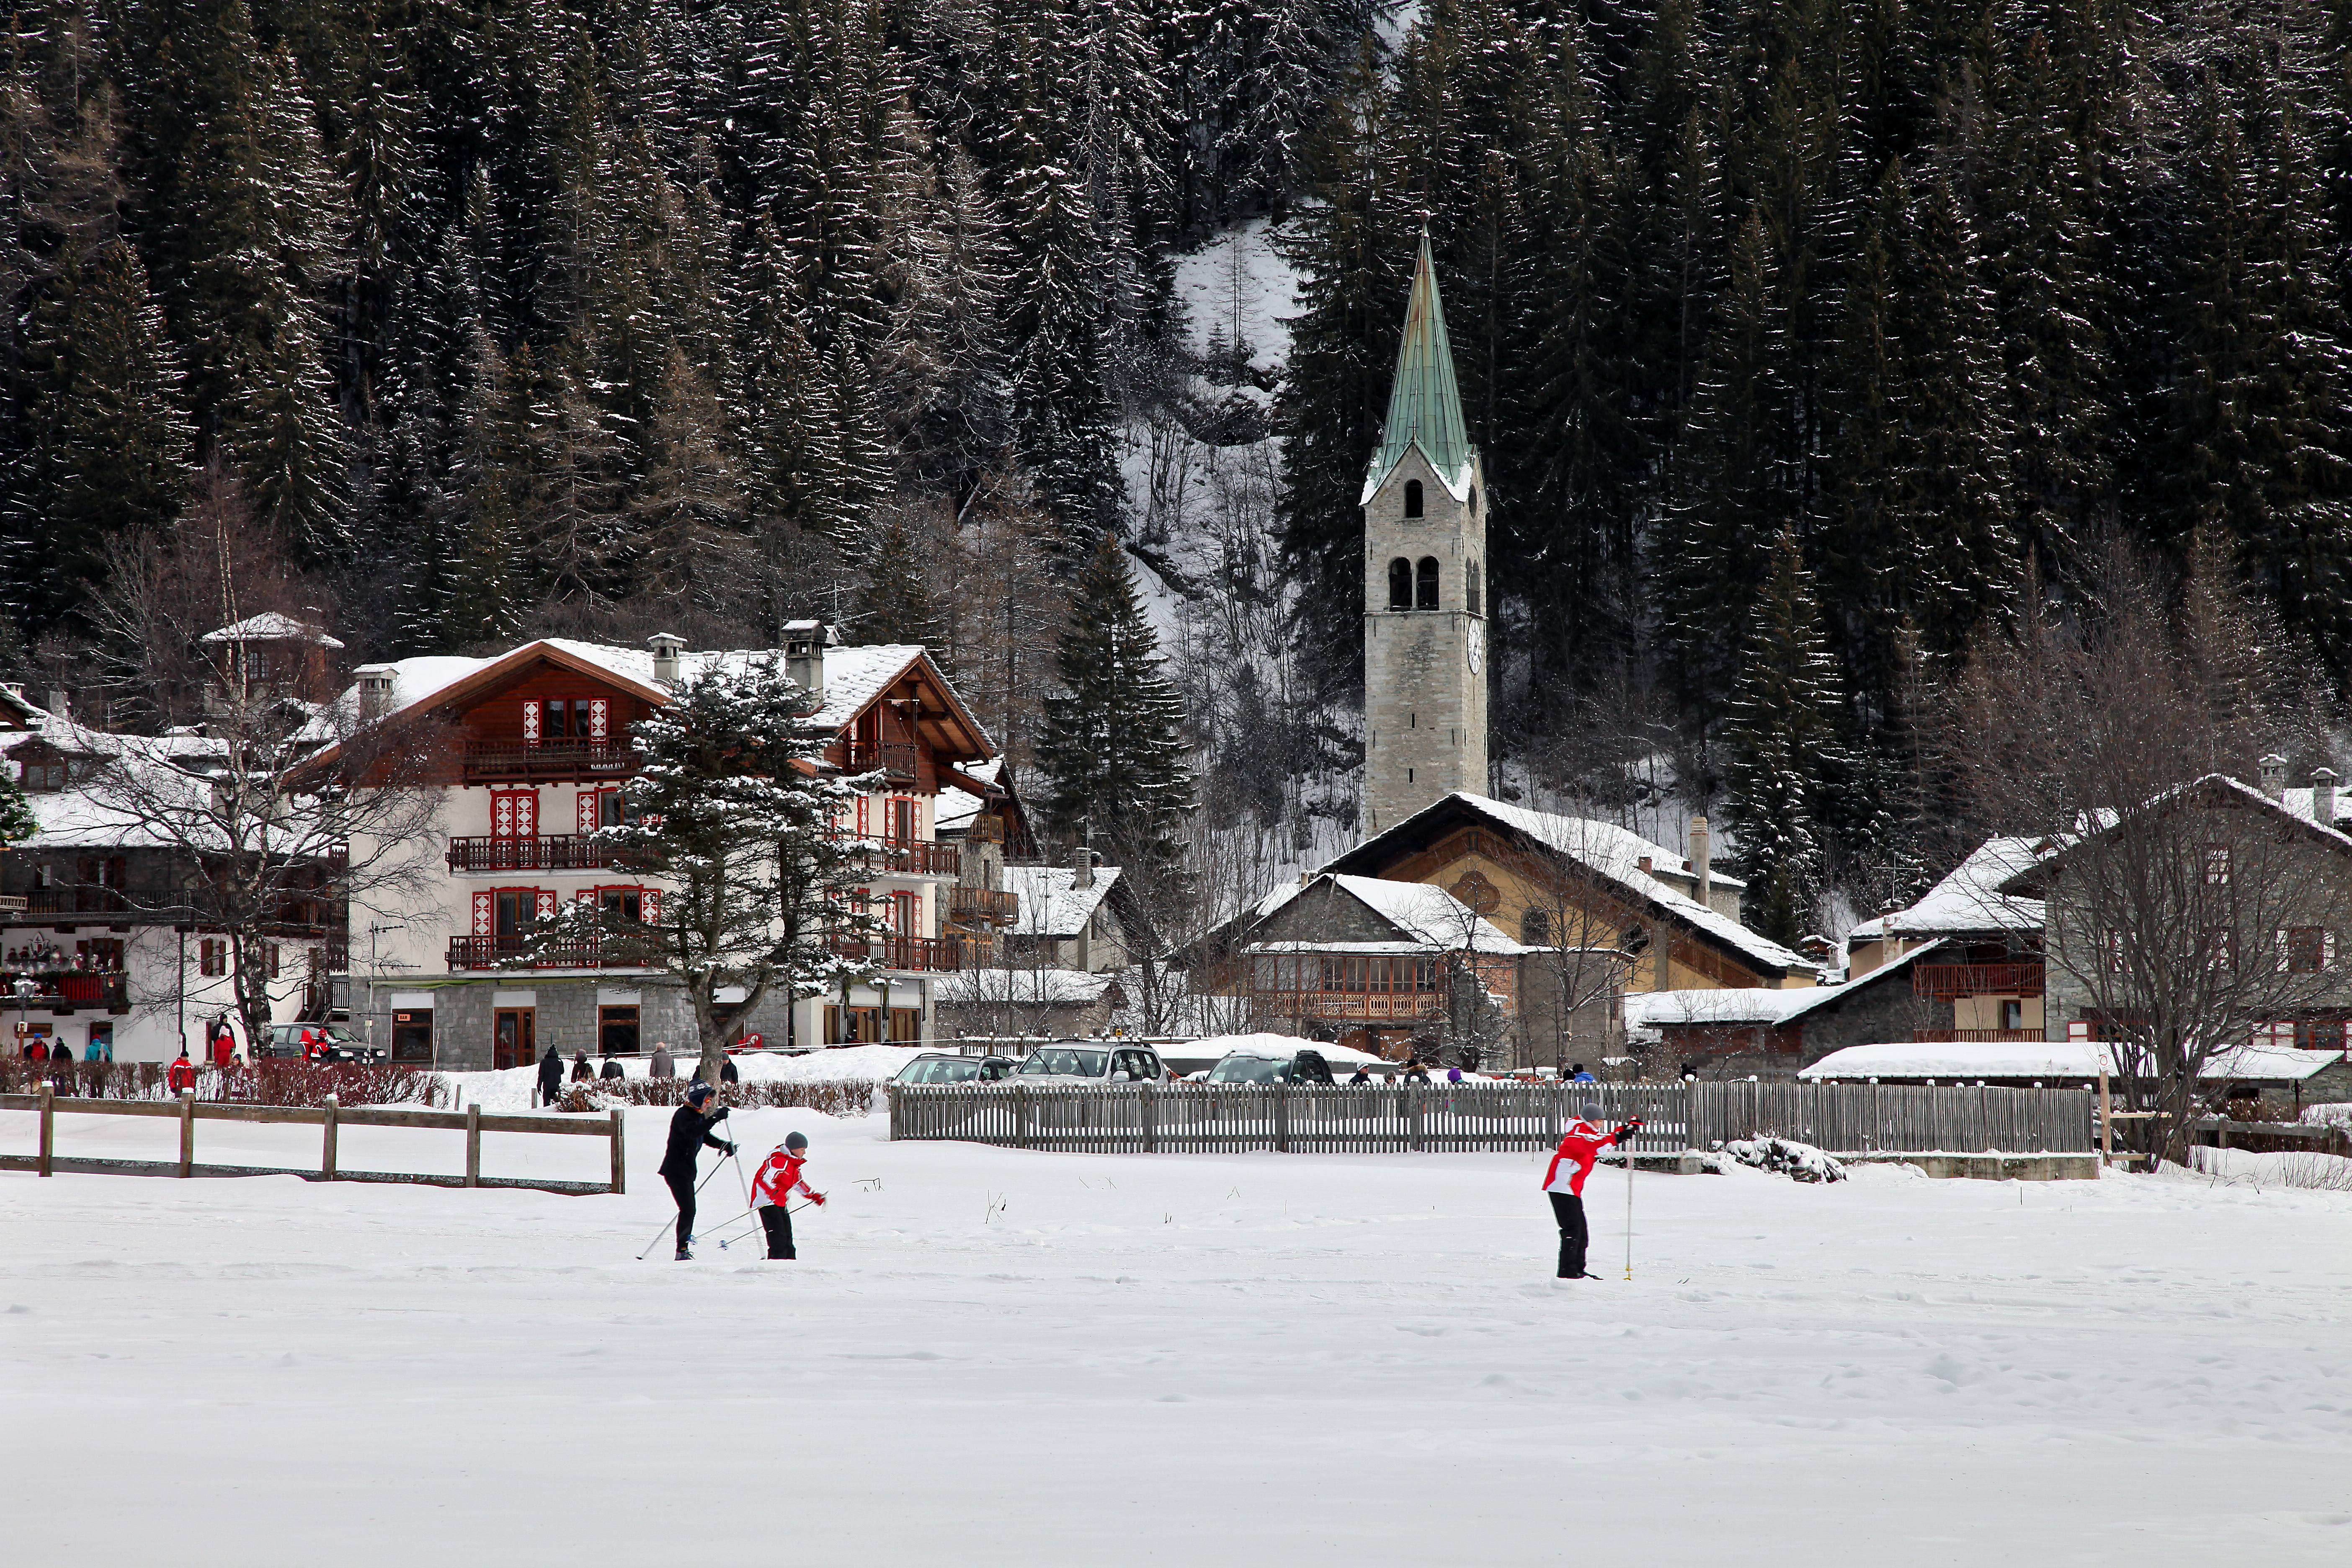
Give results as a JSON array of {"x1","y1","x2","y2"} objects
[
  {"x1": 534, "y1": 1040, "x2": 738, "y2": 1107},
  {"x1": 658, "y1": 1080, "x2": 824, "y2": 1261},
  {"x1": 4, "y1": 941, "x2": 106, "y2": 971}
]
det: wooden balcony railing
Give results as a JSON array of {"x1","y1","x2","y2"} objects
[
  {"x1": 1912, "y1": 1028, "x2": 2043, "y2": 1042},
  {"x1": 445, "y1": 936, "x2": 649, "y2": 972},
  {"x1": 1913, "y1": 963, "x2": 2044, "y2": 1000},
  {"x1": 1, "y1": 890, "x2": 330, "y2": 933},
  {"x1": 827, "y1": 934, "x2": 962, "y2": 972},
  {"x1": 949, "y1": 886, "x2": 1019, "y2": 925},
  {"x1": 844, "y1": 741, "x2": 919, "y2": 781},
  {"x1": 446, "y1": 835, "x2": 625, "y2": 874},
  {"x1": 462, "y1": 740, "x2": 638, "y2": 782},
  {"x1": 838, "y1": 835, "x2": 959, "y2": 877},
  {"x1": 0, "y1": 970, "x2": 129, "y2": 1011},
  {"x1": 1249, "y1": 989, "x2": 1445, "y2": 1021}
]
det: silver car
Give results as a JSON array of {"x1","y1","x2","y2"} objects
[{"x1": 1012, "y1": 1044, "x2": 1169, "y2": 1086}]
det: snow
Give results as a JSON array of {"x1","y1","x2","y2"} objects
[
  {"x1": 937, "y1": 967, "x2": 1116, "y2": 1006},
  {"x1": 1002, "y1": 862, "x2": 1122, "y2": 938},
  {"x1": 7, "y1": 1109, "x2": 2352, "y2": 1564},
  {"x1": 198, "y1": 611, "x2": 344, "y2": 648},
  {"x1": 1627, "y1": 944, "x2": 1944, "y2": 1035},
  {"x1": 1247, "y1": 872, "x2": 1529, "y2": 953},
  {"x1": 1171, "y1": 217, "x2": 1301, "y2": 388},
  {"x1": 433, "y1": 1047, "x2": 931, "y2": 1111},
  {"x1": 1848, "y1": 836, "x2": 2046, "y2": 940},
  {"x1": 1803, "y1": 1040, "x2": 2347, "y2": 1083}
]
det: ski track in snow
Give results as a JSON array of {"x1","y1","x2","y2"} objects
[{"x1": 3, "y1": 1106, "x2": 2349, "y2": 1565}]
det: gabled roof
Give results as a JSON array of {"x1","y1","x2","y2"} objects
[
  {"x1": 1323, "y1": 792, "x2": 1807, "y2": 977},
  {"x1": 201, "y1": 612, "x2": 345, "y2": 649},
  {"x1": 1996, "y1": 773, "x2": 2352, "y2": 898},
  {"x1": 1627, "y1": 942, "x2": 1945, "y2": 1032},
  {"x1": 1244, "y1": 872, "x2": 1531, "y2": 955},
  {"x1": 1848, "y1": 838, "x2": 2045, "y2": 941},
  {"x1": 1006, "y1": 864, "x2": 1124, "y2": 939},
  {"x1": 1361, "y1": 233, "x2": 1474, "y2": 505}
]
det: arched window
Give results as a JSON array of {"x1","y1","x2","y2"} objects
[
  {"x1": 1387, "y1": 557, "x2": 1413, "y2": 610},
  {"x1": 1415, "y1": 556, "x2": 1439, "y2": 609},
  {"x1": 1403, "y1": 479, "x2": 1424, "y2": 518},
  {"x1": 1467, "y1": 557, "x2": 1481, "y2": 614},
  {"x1": 1468, "y1": 486, "x2": 1478, "y2": 514},
  {"x1": 1522, "y1": 909, "x2": 1551, "y2": 945}
]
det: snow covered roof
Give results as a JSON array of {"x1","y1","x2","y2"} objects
[
  {"x1": 935, "y1": 757, "x2": 1004, "y2": 836},
  {"x1": 2275, "y1": 786, "x2": 2350, "y2": 828},
  {"x1": 1005, "y1": 864, "x2": 1123, "y2": 938},
  {"x1": 1999, "y1": 775, "x2": 2352, "y2": 900},
  {"x1": 200, "y1": 612, "x2": 345, "y2": 649},
  {"x1": 1801, "y1": 1040, "x2": 2342, "y2": 1082},
  {"x1": 1339, "y1": 793, "x2": 1802, "y2": 975},
  {"x1": 936, "y1": 967, "x2": 1115, "y2": 1006},
  {"x1": 1626, "y1": 943, "x2": 1944, "y2": 1033},
  {"x1": 1849, "y1": 838, "x2": 2046, "y2": 941},
  {"x1": 1248, "y1": 872, "x2": 1532, "y2": 954}
]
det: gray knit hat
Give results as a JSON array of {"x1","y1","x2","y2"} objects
[{"x1": 1581, "y1": 1101, "x2": 1603, "y2": 1120}]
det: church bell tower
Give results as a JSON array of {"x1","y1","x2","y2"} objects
[{"x1": 1362, "y1": 234, "x2": 1488, "y2": 836}]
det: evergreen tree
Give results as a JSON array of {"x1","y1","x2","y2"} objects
[
  {"x1": 1035, "y1": 532, "x2": 1194, "y2": 872},
  {"x1": 1719, "y1": 528, "x2": 1844, "y2": 946}
]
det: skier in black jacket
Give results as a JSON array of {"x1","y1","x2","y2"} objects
[{"x1": 657, "y1": 1081, "x2": 735, "y2": 1259}]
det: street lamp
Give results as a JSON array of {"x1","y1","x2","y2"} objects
[
  {"x1": 14, "y1": 974, "x2": 35, "y2": 1058},
  {"x1": 367, "y1": 923, "x2": 407, "y2": 1064}
]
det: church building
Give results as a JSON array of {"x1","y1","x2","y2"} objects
[{"x1": 1362, "y1": 235, "x2": 1488, "y2": 836}]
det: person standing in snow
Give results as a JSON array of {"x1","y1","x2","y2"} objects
[
  {"x1": 650, "y1": 1042, "x2": 674, "y2": 1079},
  {"x1": 719, "y1": 1054, "x2": 738, "y2": 1085},
  {"x1": 748, "y1": 1132, "x2": 826, "y2": 1259},
  {"x1": 599, "y1": 1053, "x2": 624, "y2": 1081},
  {"x1": 570, "y1": 1050, "x2": 592, "y2": 1083},
  {"x1": 1348, "y1": 1063, "x2": 1372, "y2": 1086},
  {"x1": 166, "y1": 1050, "x2": 197, "y2": 1096},
  {"x1": 657, "y1": 1080, "x2": 736, "y2": 1260},
  {"x1": 536, "y1": 1044, "x2": 563, "y2": 1108},
  {"x1": 1542, "y1": 1102, "x2": 1642, "y2": 1280}
]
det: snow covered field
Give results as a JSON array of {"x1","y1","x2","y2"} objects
[{"x1": 5, "y1": 1106, "x2": 2350, "y2": 1566}]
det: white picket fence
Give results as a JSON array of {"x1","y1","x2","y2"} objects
[{"x1": 888, "y1": 1081, "x2": 2096, "y2": 1156}]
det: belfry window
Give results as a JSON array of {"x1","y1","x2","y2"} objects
[
  {"x1": 1415, "y1": 557, "x2": 1439, "y2": 610},
  {"x1": 1403, "y1": 480, "x2": 1424, "y2": 518},
  {"x1": 1467, "y1": 558, "x2": 1481, "y2": 614},
  {"x1": 1388, "y1": 557, "x2": 1413, "y2": 610}
]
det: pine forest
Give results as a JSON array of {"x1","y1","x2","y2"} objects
[{"x1": 7, "y1": 0, "x2": 2352, "y2": 945}]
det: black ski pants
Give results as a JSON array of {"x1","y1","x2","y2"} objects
[
  {"x1": 1549, "y1": 1191, "x2": 1589, "y2": 1278},
  {"x1": 666, "y1": 1170, "x2": 696, "y2": 1255},
  {"x1": 759, "y1": 1203, "x2": 795, "y2": 1260}
]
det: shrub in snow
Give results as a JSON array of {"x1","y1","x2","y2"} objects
[
  {"x1": 1723, "y1": 1137, "x2": 1847, "y2": 1183},
  {"x1": 2300, "y1": 1103, "x2": 2352, "y2": 1131}
]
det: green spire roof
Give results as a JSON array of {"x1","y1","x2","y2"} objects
[{"x1": 1363, "y1": 233, "x2": 1473, "y2": 503}]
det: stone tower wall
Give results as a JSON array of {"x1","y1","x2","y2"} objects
[{"x1": 1362, "y1": 445, "x2": 1488, "y2": 835}]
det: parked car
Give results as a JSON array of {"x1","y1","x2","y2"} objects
[
  {"x1": 892, "y1": 1053, "x2": 1015, "y2": 1085},
  {"x1": 260, "y1": 1022, "x2": 387, "y2": 1064},
  {"x1": 1206, "y1": 1047, "x2": 1334, "y2": 1086},
  {"x1": 1012, "y1": 1043, "x2": 1169, "y2": 1085}
]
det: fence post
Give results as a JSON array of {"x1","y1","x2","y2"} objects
[
  {"x1": 1141, "y1": 1084, "x2": 1156, "y2": 1155},
  {"x1": 609, "y1": 1107, "x2": 626, "y2": 1194},
  {"x1": 465, "y1": 1103, "x2": 481, "y2": 1187},
  {"x1": 322, "y1": 1094, "x2": 339, "y2": 1181},
  {"x1": 1016, "y1": 1086, "x2": 1030, "y2": 1151},
  {"x1": 1275, "y1": 1087, "x2": 1289, "y2": 1154},
  {"x1": 178, "y1": 1089, "x2": 195, "y2": 1177},
  {"x1": 1408, "y1": 1087, "x2": 1424, "y2": 1154},
  {"x1": 36, "y1": 1079, "x2": 53, "y2": 1176}
]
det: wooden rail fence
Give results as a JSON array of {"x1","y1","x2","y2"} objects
[
  {"x1": 889, "y1": 1081, "x2": 2096, "y2": 1157},
  {"x1": 2, "y1": 1084, "x2": 624, "y2": 1195}
]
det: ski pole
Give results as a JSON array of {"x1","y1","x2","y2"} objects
[
  {"x1": 635, "y1": 1156, "x2": 738, "y2": 1260},
  {"x1": 712, "y1": 1198, "x2": 816, "y2": 1252}
]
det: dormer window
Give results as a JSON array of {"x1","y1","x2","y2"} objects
[{"x1": 1403, "y1": 480, "x2": 1424, "y2": 518}]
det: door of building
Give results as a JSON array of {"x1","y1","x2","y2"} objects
[{"x1": 494, "y1": 1007, "x2": 536, "y2": 1071}]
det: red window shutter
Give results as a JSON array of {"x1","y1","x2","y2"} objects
[
  {"x1": 641, "y1": 887, "x2": 660, "y2": 924},
  {"x1": 578, "y1": 790, "x2": 598, "y2": 835},
  {"x1": 472, "y1": 892, "x2": 493, "y2": 936},
  {"x1": 588, "y1": 698, "x2": 609, "y2": 741},
  {"x1": 515, "y1": 792, "x2": 536, "y2": 837},
  {"x1": 521, "y1": 699, "x2": 540, "y2": 744},
  {"x1": 856, "y1": 796, "x2": 869, "y2": 837},
  {"x1": 492, "y1": 792, "x2": 515, "y2": 838},
  {"x1": 535, "y1": 890, "x2": 557, "y2": 923}
]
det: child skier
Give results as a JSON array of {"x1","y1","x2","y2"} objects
[
  {"x1": 1542, "y1": 1102, "x2": 1641, "y2": 1279},
  {"x1": 656, "y1": 1081, "x2": 735, "y2": 1260},
  {"x1": 748, "y1": 1132, "x2": 827, "y2": 1260}
]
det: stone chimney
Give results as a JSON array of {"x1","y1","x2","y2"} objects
[
  {"x1": 1637, "y1": 854, "x2": 1652, "y2": 877},
  {"x1": 1689, "y1": 816, "x2": 1712, "y2": 909},
  {"x1": 2259, "y1": 754, "x2": 2288, "y2": 799},
  {"x1": 648, "y1": 632, "x2": 685, "y2": 688},
  {"x1": 355, "y1": 665, "x2": 397, "y2": 723},
  {"x1": 1073, "y1": 841, "x2": 1095, "y2": 890},
  {"x1": 2316, "y1": 766, "x2": 2340, "y2": 829},
  {"x1": 782, "y1": 621, "x2": 831, "y2": 706}
]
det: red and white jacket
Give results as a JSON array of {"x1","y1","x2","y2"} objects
[
  {"x1": 750, "y1": 1148, "x2": 822, "y2": 1209},
  {"x1": 1541, "y1": 1119, "x2": 1621, "y2": 1197}
]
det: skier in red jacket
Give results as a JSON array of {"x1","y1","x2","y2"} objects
[
  {"x1": 166, "y1": 1050, "x2": 199, "y2": 1096},
  {"x1": 1542, "y1": 1103, "x2": 1641, "y2": 1279},
  {"x1": 748, "y1": 1132, "x2": 826, "y2": 1260}
]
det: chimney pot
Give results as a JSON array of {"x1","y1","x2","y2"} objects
[
  {"x1": 355, "y1": 664, "x2": 397, "y2": 723},
  {"x1": 1637, "y1": 855, "x2": 1652, "y2": 876},
  {"x1": 2316, "y1": 766, "x2": 2341, "y2": 828},
  {"x1": 1690, "y1": 816, "x2": 1712, "y2": 909},
  {"x1": 2259, "y1": 753, "x2": 2288, "y2": 799},
  {"x1": 781, "y1": 621, "x2": 831, "y2": 707},
  {"x1": 648, "y1": 633, "x2": 686, "y2": 688},
  {"x1": 1073, "y1": 843, "x2": 1095, "y2": 890}
]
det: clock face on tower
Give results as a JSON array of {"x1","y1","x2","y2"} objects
[{"x1": 1466, "y1": 619, "x2": 1484, "y2": 674}]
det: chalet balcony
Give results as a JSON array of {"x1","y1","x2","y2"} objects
[
  {"x1": 827, "y1": 933, "x2": 962, "y2": 973},
  {"x1": 844, "y1": 741, "x2": 918, "y2": 781},
  {"x1": 462, "y1": 740, "x2": 638, "y2": 783},
  {"x1": 838, "y1": 834, "x2": 959, "y2": 878},
  {"x1": 445, "y1": 935, "x2": 650, "y2": 972},
  {"x1": 1913, "y1": 962, "x2": 2044, "y2": 1000},
  {"x1": 1249, "y1": 988, "x2": 1444, "y2": 1022},
  {"x1": 0, "y1": 970, "x2": 129, "y2": 1013},
  {"x1": 948, "y1": 886, "x2": 1019, "y2": 926},
  {"x1": 1911, "y1": 1028, "x2": 2044, "y2": 1042},
  {"x1": 0, "y1": 890, "x2": 330, "y2": 935},
  {"x1": 446, "y1": 834, "x2": 627, "y2": 875}
]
